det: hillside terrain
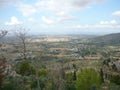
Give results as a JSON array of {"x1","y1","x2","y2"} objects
[
  {"x1": 0, "y1": 33, "x2": 120, "y2": 90},
  {"x1": 93, "y1": 33, "x2": 120, "y2": 46}
]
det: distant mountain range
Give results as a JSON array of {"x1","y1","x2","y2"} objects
[
  {"x1": 93, "y1": 33, "x2": 120, "y2": 45},
  {"x1": 2, "y1": 32, "x2": 120, "y2": 46}
]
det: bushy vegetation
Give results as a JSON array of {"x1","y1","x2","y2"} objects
[
  {"x1": 110, "y1": 75, "x2": 120, "y2": 85},
  {"x1": 76, "y1": 69, "x2": 101, "y2": 90},
  {"x1": 16, "y1": 60, "x2": 36, "y2": 76}
]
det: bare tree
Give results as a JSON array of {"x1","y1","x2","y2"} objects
[
  {"x1": 0, "y1": 30, "x2": 8, "y2": 39},
  {"x1": 0, "y1": 30, "x2": 8, "y2": 51},
  {"x1": 15, "y1": 27, "x2": 29, "y2": 60},
  {"x1": 49, "y1": 63, "x2": 66, "y2": 90}
]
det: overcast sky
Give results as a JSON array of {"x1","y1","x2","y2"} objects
[{"x1": 0, "y1": 0, "x2": 120, "y2": 35}]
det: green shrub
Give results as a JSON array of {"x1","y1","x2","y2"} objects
[
  {"x1": 110, "y1": 75, "x2": 120, "y2": 85},
  {"x1": 76, "y1": 69, "x2": 101, "y2": 90},
  {"x1": 16, "y1": 61, "x2": 36, "y2": 76}
]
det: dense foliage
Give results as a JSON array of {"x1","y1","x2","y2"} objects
[
  {"x1": 76, "y1": 69, "x2": 101, "y2": 90},
  {"x1": 16, "y1": 60, "x2": 35, "y2": 76}
]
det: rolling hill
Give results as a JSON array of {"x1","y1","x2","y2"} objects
[{"x1": 93, "y1": 33, "x2": 120, "y2": 46}]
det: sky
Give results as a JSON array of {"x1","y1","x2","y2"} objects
[{"x1": 0, "y1": 0, "x2": 120, "y2": 35}]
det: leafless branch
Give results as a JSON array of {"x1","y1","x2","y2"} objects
[{"x1": 0, "y1": 30, "x2": 8, "y2": 38}]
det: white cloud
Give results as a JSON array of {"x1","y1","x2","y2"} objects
[
  {"x1": 110, "y1": 20, "x2": 118, "y2": 25},
  {"x1": 112, "y1": 11, "x2": 120, "y2": 17},
  {"x1": 100, "y1": 20, "x2": 118, "y2": 25},
  {"x1": 41, "y1": 15, "x2": 76, "y2": 24},
  {"x1": 41, "y1": 16, "x2": 55, "y2": 24},
  {"x1": 56, "y1": 11, "x2": 66, "y2": 17},
  {"x1": 18, "y1": 2, "x2": 37, "y2": 17},
  {"x1": 73, "y1": 24, "x2": 120, "y2": 29},
  {"x1": 15, "y1": 0, "x2": 104, "y2": 23},
  {"x1": 28, "y1": 17, "x2": 36, "y2": 23},
  {"x1": 57, "y1": 16, "x2": 76, "y2": 23},
  {"x1": 100, "y1": 21, "x2": 109, "y2": 25},
  {"x1": 35, "y1": 0, "x2": 104, "y2": 16},
  {"x1": 73, "y1": 20, "x2": 120, "y2": 29},
  {"x1": 0, "y1": 0, "x2": 17, "y2": 8},
  {"x1": 5, "y1": 16, "x2": 22, "y2": 25}
]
